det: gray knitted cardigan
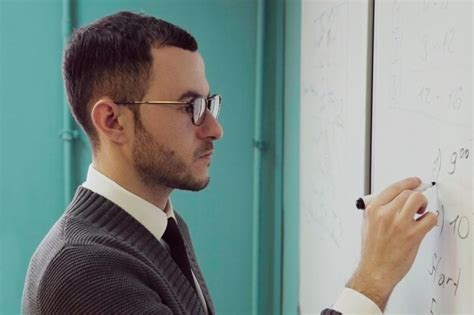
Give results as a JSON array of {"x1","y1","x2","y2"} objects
[
  {"x1": 22, "y1": 186, "x2": 341, "y2": 315},
  {"x1": 22, "y1": 187, "x2": 214, "y2": 315}
]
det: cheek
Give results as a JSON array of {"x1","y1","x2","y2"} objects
[
  {"x1": 156, "y1": 123, "x2": 198, "y2": 157},
  {"x1": 140, "y1": 109, "x2": 199, "y2": 155}
]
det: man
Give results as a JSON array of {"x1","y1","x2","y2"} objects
[{"x1": 22, "y1": 11, "x2": 437, "y2": 314}]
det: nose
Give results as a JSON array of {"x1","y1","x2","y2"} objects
[{"x1": 197, "y1": 109, "x2": 223, "y2": 140}]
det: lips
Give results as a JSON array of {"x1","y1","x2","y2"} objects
[
  {"x1": 195, "y1": 143, "x2": 214, "y2": 160},
  {"x1": 199, "y1": 151, "x2": 213, "y2": 159}
]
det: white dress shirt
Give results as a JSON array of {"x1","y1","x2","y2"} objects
[
  {"x1": 333, "y1": 288, "x2": 382, "y2": 315},
  {"x1": 82, "y1": 164, "x2": 208, "y2": 314}
]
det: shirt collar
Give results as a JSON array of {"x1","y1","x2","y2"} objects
[{"x1": 81, "y1": 164, "x2": 175, "y2": 241}]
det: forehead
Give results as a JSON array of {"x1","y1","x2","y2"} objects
[{"x1": 148, "y1": 46, "x2": 208, "y2": 98}]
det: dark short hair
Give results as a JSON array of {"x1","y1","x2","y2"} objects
[{"x1": 63, "y1": 11, "x2": 198, "y2": 150}]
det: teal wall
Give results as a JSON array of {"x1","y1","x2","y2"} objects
[
  {"x1": 1, "y1": 2, "x2": 66, "y2": 314},
  {"x1": 0, "y1": 1, "x2": 300, "y2": 315}
]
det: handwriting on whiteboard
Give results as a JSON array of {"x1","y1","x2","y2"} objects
[
  {"x1": 429, "y1": 139, "x2": 472, "y2": 315},
  {"x1": 387, "y1": 0, "x2": 470, "y2": 128},
  {"x1": 300, "y1": 0, "x2": 351, "y2": 247}
]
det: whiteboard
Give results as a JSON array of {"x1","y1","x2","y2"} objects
[
  {"x1": 299, "y1": 1, "x2": 372, "y2": 313},
  {"x1": 372, "y1": 1, "x2": 472, "y2": 314}
]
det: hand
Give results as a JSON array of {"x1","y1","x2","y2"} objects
[{"x1": 347, "y1": 177, "x2": 438, "y2": 310}]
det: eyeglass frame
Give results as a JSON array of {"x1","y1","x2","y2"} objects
[{"x1": 114, "y1": 94, "x2": 222, "y2": 126}]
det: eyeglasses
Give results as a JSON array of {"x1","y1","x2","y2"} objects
[{"x1": 115, "y1": 94, "x2": 222, "y2": 126}]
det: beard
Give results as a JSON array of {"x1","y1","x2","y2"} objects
[{"x1": 131, "y1": 123, "x2": 210, "y2": 191}]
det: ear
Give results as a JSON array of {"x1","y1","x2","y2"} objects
[{"x1": 90, "y1": 98, "x2": 132, "y2": 144}]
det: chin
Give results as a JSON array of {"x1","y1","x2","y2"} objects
[
  {"x1": 196, "y1": 175, "x2": 210, "y2": 188},
  {"x1": 182, "y1": 177, "x2": 210, "y2": 192}
]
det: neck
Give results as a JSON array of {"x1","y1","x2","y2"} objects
[{"x1": 92, "y1": 155, "x2": 172, "y2": 211}]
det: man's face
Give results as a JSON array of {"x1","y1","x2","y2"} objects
[{"x1": 131, "y1": 46, "x2": 223, "y2": 191}]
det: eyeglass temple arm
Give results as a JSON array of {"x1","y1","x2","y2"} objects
[{"x1": 115, "y1": 101, "x2": 190, "y2": 105}]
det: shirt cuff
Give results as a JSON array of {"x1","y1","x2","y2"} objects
[{"x1": 332, "y1": 288, "x2": 383, "y2": 315}]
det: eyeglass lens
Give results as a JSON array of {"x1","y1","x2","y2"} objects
[
  {"x1": 193, "y1": 98, "x2": 206, "y2": 125},
  {"x1": 192, "y1": 95, "x2": 221, "y2": 125}
]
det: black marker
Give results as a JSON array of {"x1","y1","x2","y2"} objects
[{"x1": 356, "y1": 181, "x2": 436, "y2": 210}]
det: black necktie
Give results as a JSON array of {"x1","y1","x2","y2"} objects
[{"x1": 162, "y1": 218, "x2": 196, "y2": 291}]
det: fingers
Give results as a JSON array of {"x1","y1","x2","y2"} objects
[
  {"x1": 370, "y1": 177, "x2": 421, "y2": 209},
  {"x1": 396, "y1": 190, "x2": 436, "y2": 240},
  {"x1": 370, "y1": 180, "x2": 434, "y2": 230},
  {"x1": 385, "y1": 188, "x2": 432, "y2": 224},
  {"x1": 414, "y1": 211, "x2": 438, "y2": 236},
  {"x1": 400, "y1": 191, "x2": 428, "y2": 220},
  {"x1": 386, "y1": 189, "x2": 416, "y2": 213},
  {"x1": 364, "y1": 177, "x2": 436, "y2": 240}
]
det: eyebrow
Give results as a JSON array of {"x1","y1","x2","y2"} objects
[{"x1": 177, "y1": 90, "x2": 211, "y2": 101}]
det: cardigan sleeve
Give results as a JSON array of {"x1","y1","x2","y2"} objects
[{"x1": 321, "y1": 309, "x2": 342, "y2": 315}]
